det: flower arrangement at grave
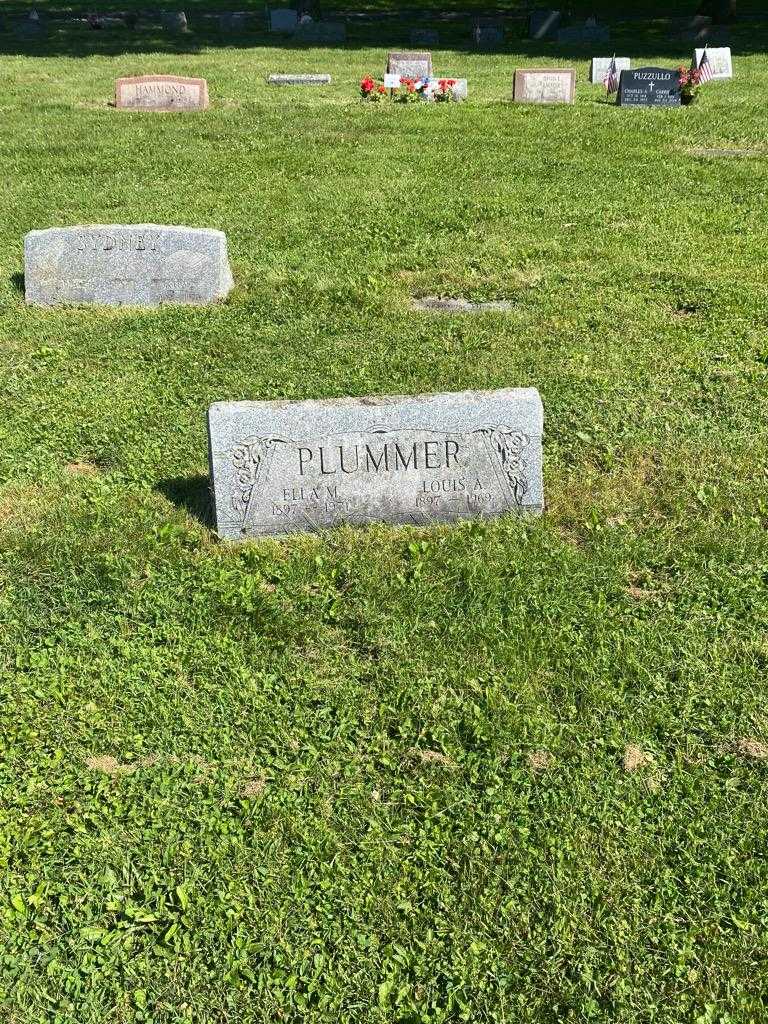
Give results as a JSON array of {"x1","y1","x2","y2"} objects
[
  {"x1": 677, "y1": 65, "x2": 703, "y2": 105},
  {"x1": 433, "y1": 78, "x2": 458, "y2": 102},
  {"x1": 360, "y1": 75, "x2": 386, "y2": 101},
  {"x1": 393, "y1": 77, "x2": 426, "y2": 103}
]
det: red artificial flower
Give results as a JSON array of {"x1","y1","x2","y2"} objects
[
  {"x1": 360, "y1": 75, "x2": 375, "y2": 94},
  {"x1": 377, "y1": 84, "x2": 386, "y2": 93}
]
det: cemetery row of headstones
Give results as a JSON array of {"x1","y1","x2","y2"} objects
[{"x1": 109, "y1": 46, "x2": 733, "y2": 112}]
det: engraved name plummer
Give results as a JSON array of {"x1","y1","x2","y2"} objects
[{"x1": 207, "y1": 389, "x2": 544, "y2": 539}]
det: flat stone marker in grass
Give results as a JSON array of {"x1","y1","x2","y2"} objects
[
  {"x1": 267, "y1": 73, "x2": 332, "y2": 85},
  {"x1": 115, "y1": 74, "x2": 209, "y2": 111},
  {"x1": 207, "y1": 388, "x2": 544, "y2": 539},
  {"x1": 617, "y1": 67, "x2": 680, "y2": 107},
  {"x1": 590, "y1": 56, "x2": 630, "y2": 84},
  {"x1": 694, "y1": 46, "x2": 733, "y2": 79},
  {"x1": 24, "y1": 225, "x2": 234, "y2": 307},
  {"x1": 513, "y1": 68, "x2": 575, "y2": 105},
  {"x1": 387, "y1": 51, "x2": 432, "y2": 80}
]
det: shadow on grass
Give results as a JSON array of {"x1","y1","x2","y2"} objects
[
  {"x1": 10, "y1": 273, "x2": 24, "y2": 295},
  {"x1": 157, "y1": 474, "x2": 214, "y2": 529}
]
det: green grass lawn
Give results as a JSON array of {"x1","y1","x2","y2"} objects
[{"x1": 2, "y1": 20, "x2": 768, "y2": 1024}]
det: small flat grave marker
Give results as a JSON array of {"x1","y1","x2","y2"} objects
[
  {"x1": 115, "y1": 74, "x2": 208, "y2": 111},
  {"x1": 513, "y1": 68, "x2": 575, "y2": 104},
  {"x1": 618, "y1": 67, "x2": 680, "y2": 107},
  {"x1": 694, "y1": 47, "x2": 733, "y2": 79},
  {"x1": 267, "y1": 73, "x2": 331, "y2": 85},
  {"x1": 207, "y1": 388, "x2": 544, "y2": 539},
  {"x1": 24, "y1": 225, "x2": 234, "y2": 307},
  {"x1": 590, "y1": 56, "x2": 630, "y2": 84},
  {"x1": 387, "y1": 51, "x2": 432, "y2": 80}
]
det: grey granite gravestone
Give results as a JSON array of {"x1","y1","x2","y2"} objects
[
  {"x1": 207, "y1": 388, "x2": 544, "y2": 539},
  {"x1": 513, "y1": 68, "x2": 576, "y2": 104},
  {"x1": 161, "y1": 10, "x2": 189, "y2": 32},
  {"x1": 472, "y1": 18, "x2": 504, "y2": 50},
  {"x1": 294, "y1": 20, "x2": 346, "y2": 42},
  {"x1": 528, "y1": 9, "x2": 560, "y2": 39},
  {"x1": 115, "y1": 75, "x2": 209, "y2": 111},
  {"x1": 267, "y1": 73, "x2": 331, "y2": 85},
  {"x1": 218, "y1": 11, "x2": 251, "y2": 32},
  {"x1": 590, "y1": 56, "x2": 630, "y2": 84},
  {"x1": 269, "y1": 7, "x2": 297, "y2": 33},
  {"x1": 557, "y1": 22, "x2": 609, "y2": 44},
  {"x1": 387, "y1": 51, "x2": 432, "y2": 79},
  {"x1": 693, "y1": 46, "x2": 733, "y2": 78},
  {"x1": 411, "y1": 28, "x2": 439, "y2": 47},
  {"x1": 24, "y1": 225, "x2": 234, "y2": 307}
]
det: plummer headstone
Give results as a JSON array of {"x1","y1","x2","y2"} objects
[
  {"x1": 513, "y1": 68, "x2": 576, "y2": 104},
  {"x1": 24, "y1": 225, "x2": 234, "y2": 307},
  {"x1": 115, "y1": 75, "x2": 209, "y2": 111},
  {"x1": 411, "y1": 28, "x2": 439, "y2": 47},
  {"x1": 617, "y1": 67, "x2": 680, "y2": 107},
  {"x1": 269, "y1": 7, "x2": 298, "y2": 33},
  {"x1": 694, "y1": 46, "x2": 733, "y2": 79},
  {"x1": 207, "y1": 388, "x2": 544, "y2": 539},
  {"x1": 387, "y1": 51, "x2": 432, "y2": 80},
  {"x1": 14, "y1": 9, "x2": 46, "y2": 37},
  {"x1": 590, "y1": 56, "x2": 630, "y2": 84},
  {"x1": 528, "y1": 9, "x2": 561, "y2": 39},
  {"x1": 267, "y1": 73, "x2": 331, "y2": 85}
]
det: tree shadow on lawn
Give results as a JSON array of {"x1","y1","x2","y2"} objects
[
  {"x1": 10, "y1": 273, "x2": 24, "y2": 295},
  {"x1": 156, "y1": 473, "x2": 214, "y2": 529}
]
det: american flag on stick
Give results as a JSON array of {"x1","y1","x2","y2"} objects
[
  {"x1": 696, "y1": 47, "x2": 714, "y2": 83},
  {"x1": 603, "y1": 55, "x2": 619, "y2": 95}
]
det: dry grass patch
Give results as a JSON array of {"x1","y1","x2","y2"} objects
[
  {"x1": 734, "y1": 738, "x2": 768, "y2": 761},
  {"x1": 623, "y1": 744, "x2": 653, "y2": 773},
  {"x1": 85, "y1": 755, "x2": 137, "y2": 777}
]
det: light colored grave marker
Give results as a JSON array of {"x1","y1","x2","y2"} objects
[
  {"x1": 694, "y1": 46, "x2": 733, "y2": 79},
  {"x1": 24, "y1": 225, "x2": 234, "y2": 307},
  {"x1": 387, "y1": 51, "x2": 432, "y2": 80},
  {"x1": 207, "y1": 388, "x2": 544, "y2": 539},
  {"x1": 513, "y1": 68, "x2": 576, "y2": 105},
  {"x1": 267, "y1": 74, "x2": 332, "y2": 86},
  {"x1": 590, "y1": 56, "x2": 630, "y2": 84},
  {"x1": 115, "y1": 74, "x2": 208, "y2": 111}
]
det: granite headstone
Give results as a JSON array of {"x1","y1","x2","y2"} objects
[
  {"x1": 617, "y1": 67, "x2": 681, "y2": 107},
  {"x1": 528, "y1": 9, "x2": 560, "y2": 39},
  {"x1": 590, "y1": 56, "x2": 630, "y2": 84},
  {"x1": 387, "y1": 51, "x2": 432, "y2": 79},
  {"x1": 24, "y1": 225, "x2": 234, "y2": 307},
  {"x1": 115, "y1": 74, "x2": 209, "y2": 111},
  {"x1": 513, "y1": 68, "x2": 576, "y2": 104},
  {"x1": 267, "y1": 73, "x2": 331, "y2": 85},
  {"x1": 294, "y1": 20, "x2": 346, "y2": 42},
  {"x1": 694, "y1": 46, "x2": 733, "y2": 79},
  {"x1": 207, "y1": 388, "x2": 544, "y2": 539},
  {"x1": 411, "y1": 28, "x2": 439, "y2": 47},
  {"x1": 269, "y1": 7, "x2": 298, "y2": 33}
]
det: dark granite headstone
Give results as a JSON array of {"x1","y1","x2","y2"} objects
[
  {"x1": 411, "y1": 28, "x2": 439, "y2": 47},
  {"x1": 528, "y1": 9, "x2": 560, "y2": 40},
  {"x1": 472, "y1": 18, "x2": 504, "y2": 50},
  {"x1": 294, "y1": 20, "x2": 346, "y2": 42},
  {"x1": 618, "y1": 67, "x2": 681, "y2": 107}
]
